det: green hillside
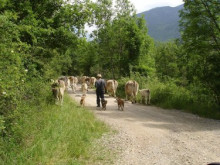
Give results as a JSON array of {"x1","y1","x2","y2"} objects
[{"x1": 137, "y1": 5, "x2": 184, "y2": 41}]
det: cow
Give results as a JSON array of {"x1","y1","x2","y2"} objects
[
  {"x1": 51, "y1": 79, "x2": 65, "y2": 105},
  {"x1": 125, "y1": 80, "x2": 139, "y2": 103},
  {"x1": 89, "y1": 77, "x2": 96, "y2": 88},
  {"x1": 74, "y1": 77, "x2": 78, "y2": 85},
  {"x1": 139, "y1": 89, "x2": 151, "y2": 105},
  {"x1": 69, "y1": 76, "x2": 77, "y2": 93},
  {"x1": 59, "y1": 76, "x2": 69, "y2": 91},
  {"x1": 77, "y1": 76, "x2": 82, "y2": 84},
  {"x1": 81, "y1": 76, "x2": 87, "y2": 83},
  {"x1": 85, "y1": 77, "x2": 91, "y2": 87},
  {"x1": 106, "y1": 80, "x2": 118, "y2": 97},
  {"x1": 81, "y1": 82, "x2": 88, "y2": 95}
]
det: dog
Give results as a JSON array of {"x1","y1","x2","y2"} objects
[
  {"x1": 101, "y1": 99, "x2": 107, "y2": 110},
  {"x1": 80, "y1": 95, "x2": 86, "y2": 107},
  {"x1": 116, "y1": 97, "x2": 124, "y2": 111}
]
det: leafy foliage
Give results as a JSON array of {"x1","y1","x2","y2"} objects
[
  {"x1": 179, "y1": 0, "x2": 220, "y2": 103},
  {"x1": 0, "y1": 0, "x2": 94, "y2": 138}
]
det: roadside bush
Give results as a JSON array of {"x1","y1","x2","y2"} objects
[{"x1": 148, "y1": 78, "x2": 220, "y2": 119}]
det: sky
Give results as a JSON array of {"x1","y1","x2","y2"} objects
[{"x1": 129, "y1": 0, "x2": 184, "y2": 13}]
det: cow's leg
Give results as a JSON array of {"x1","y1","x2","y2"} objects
[
  {"x1": 125, "y1": 94, "x2": 128, "y2": 101},
  {"x1": 53, "y1": 89, "x2": 59, "y2": 105},
  {"x1": 131, "y1": 94, "x2": 134, "y2": 103},
  {"x1": 147, "y1": 96, "x2": 150, "y2": 105},
  {"x1": 72, "y1": 84, "x2": 76, "y2": 93},
  {"x1": 113, "y1": 90, "x2": 116, "y2": 97},
  {"x1": 71, "y1": 84, "x2": 74, "y2": 93},
  {"x1": 55, "y1": 95, "x2": 59, "y2": 105},
  {"x1": 60, "y1": 94, "x2": 63, "y2": 105},
  {"x1": 59, "y1": 88, "x2": 64, "y2": 106},
  {"x1": 141, "y1": 96, "x2": 143, "y2": 104},
  {"x1": 58, "y1": 94, "x2": 61, "y2": 105}
]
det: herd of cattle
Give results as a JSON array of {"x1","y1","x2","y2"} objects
[{"x1": 51, "y1": 76, "x2": 151, "y2": 109}]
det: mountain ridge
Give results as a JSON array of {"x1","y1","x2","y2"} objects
[{"x1": 137, "y1": 4, "x2": 184, "y2": 42}]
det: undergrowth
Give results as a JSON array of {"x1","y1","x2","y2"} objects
[{"x1": 0, "y1": 95, "x2": 110, "y2": 165}]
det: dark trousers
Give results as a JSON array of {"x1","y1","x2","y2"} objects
[{"x1": 96, "y1": 91, "x2": 104, "y2": 106}]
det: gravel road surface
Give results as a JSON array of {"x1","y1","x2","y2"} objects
[{"x1": 69, "y1": 86, "x2": 220, "y2": 165}]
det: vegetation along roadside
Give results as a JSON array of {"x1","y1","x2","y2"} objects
[{"x1": 0, "y1": 95, "x2": 110, "y2": 164}]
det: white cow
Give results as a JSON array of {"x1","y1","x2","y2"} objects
[
  {"x1": 106, "y1": 80, "x2": 118, "y2": 97},
  {"x1": 51, "y1": 79, "x2": 65, "y2": 105},
  {"x1": 74, "y1": 77, "x2": 78, "y2": 85},
  {"x1": 69, "y1": 76, "x2": 77, "y2": 93},
  {"x1": 139, "y1": 89, "x2": 151, "y2": 105},
  {"x1": 59, "y1": 76, "x2": 69, "y2": 91},
  {"x1": 89, "y1": 77, "x2": 96, "y2": 88}
]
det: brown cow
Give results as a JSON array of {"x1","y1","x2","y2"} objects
[
  {"x1": 125, "y1": 80, "x2": 139, "y2": 103},
  {"x1": 106, "y1": 80, "x2": 118, "y2": 97}
]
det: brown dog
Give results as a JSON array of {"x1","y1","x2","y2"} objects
[
  {"x1": 101, "y1": 99, "x2": 107, "y2": 110},
  {"x1": 80, "y1": 95, "x2": 86, "y2": 107},
  {"x1": 116, "y1": 97, "x2": 124, "y2": 111}
]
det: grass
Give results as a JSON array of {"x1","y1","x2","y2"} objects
[{"x1": 0, "y1": 95, "x2": 110, "y2": 165}]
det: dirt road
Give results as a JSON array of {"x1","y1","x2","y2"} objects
[{"x1": 69, "y1": 86, "x2": 220, "y2": 165}]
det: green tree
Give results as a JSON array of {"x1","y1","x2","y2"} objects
[
  {"x1": 0, "y1": 0, "x2": 95, "y2": 136},
  {"x1": 155, "y1": 42, "x2": 180, "y2": 80},
  {"x1": 92, "y1": 0, "x2": 154, "y2": 78},
  {"x1": 179, "y1": 0, "x2": 220, "y2": 103}
]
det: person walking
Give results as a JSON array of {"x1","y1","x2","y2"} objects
[{"x1": 95, "y1": 74, "x2": 106, "y2": 107}]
